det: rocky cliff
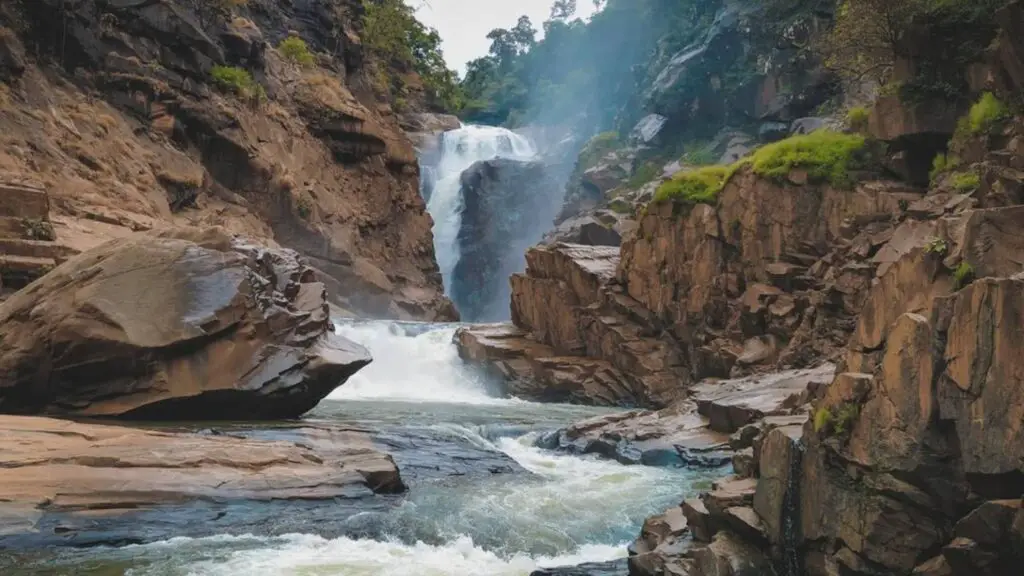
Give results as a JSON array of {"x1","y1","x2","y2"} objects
[{"x1": 0, "y1": 0, "x2": 455, "y2": 320}]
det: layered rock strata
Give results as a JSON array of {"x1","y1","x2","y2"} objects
[{"x1": 0, "y1": 227, "x2": 369, "y2": 419}]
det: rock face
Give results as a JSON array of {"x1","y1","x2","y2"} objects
[
  {"x1": 457, "y1": 169, "x2": 921, "y2": 409},
  {"x1": 0, "y1": 227, "x2": 370, "y2": 419},
  {"x1": 0, "y1": 415, "x2": 402, "y2": 546},
  {"x1": 0, "y1": 0, "x2": 454, "y2": 321},
  {"x1": 452, "y1": 158, "x2": 563, "y2": 321}
]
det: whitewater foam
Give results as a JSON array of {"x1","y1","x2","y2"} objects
[{"x1": 329, "y1": 322, "x2": 511, "y2": 405}]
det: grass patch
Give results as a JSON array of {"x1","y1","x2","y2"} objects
[
  {"x1": 954, "y1": 261, "x2": 975, "y2": 289},
  {"x1": 211, "y1": 66, "x2": 263, "y2": 100},
  {"x1": 951, "y1": 171, "x2": 980, "y2": 193},
  {"x1": 846, "y1": 106, "x2": 869, "y2": 133},
  {"x1": 814, "y1": 403, "x2": 860, "y2": 436},
  {"x1": 653, "y1": 163, "x2": 742, "y2": 205},
  {"x1": 748, "y1": 130, "x2": 866, "y2": 189},
  {"x1": 278, "y1": 36, "x2": 315, "y2": 67},
  {"x1": 814, "y1": 407, "x2": 833, "y2": 433}
]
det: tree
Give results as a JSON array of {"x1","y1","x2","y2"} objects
[{"x1": 550, "y1": 0, "x2": 576, "y2": 21}]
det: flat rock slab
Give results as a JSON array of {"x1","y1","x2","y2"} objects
[
  {"x1": 538, "y1": 402, "x2": 732, "y2": 467},
  {"x1": 692, "y1": 365, "x2": 835, "y2": 433},
  {"x1": 0, "y1": 415, "x2": 402, "y2": 546}
]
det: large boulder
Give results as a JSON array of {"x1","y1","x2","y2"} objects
[{"x1": 0, "y1": 227, "x2": 370, "y2": 419}]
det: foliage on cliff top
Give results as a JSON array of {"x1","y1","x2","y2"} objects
[
  {"x1": 361, "y1": 0, "x2": 464, "y2": 112},
  {"x1": 654, "y1": 164, "x2": 742, "y2": 205},
  {"x1": 822, "y1": 0, "x2": 1002, "y2": 103},
  {"x1": 748, "y1": 130, "x2": 867, "y2": 189}
]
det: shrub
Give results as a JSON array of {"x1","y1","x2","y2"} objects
[
  {"x1": 627, "y1": 162, "x2": 661, "y2": 189},
  {"x1": 925, "y1": 237, "x2": 948, "y2": 256},
  {"x1": 951, "y1": 171, "x2": 981, "y2": 192},
  {"x1": 653, "y1": 164, "x2": 741, "y2": 205},
  {"x1": 832, "y1": 404, "x2": 860, "y2": 436},
  {"x1": 954, "y1": 261, "x2": 975, "y2": 289},
  {"x1": 278, "y1": 36, "x2": 315, "y2": 67},
  {"x1": 965, "y1": 92, "x2": 1009, "y2": 135},
  {"x1": 814, "y1": 407, "x2": 833, "y2": 433},
  {"x1": 211, "y1": 65, "x2": 262, "y2": 99},
  {"x1": 846, "y1": 106, "x2": 870, "y2": 133},
  {"x1": 929, "y1": 153, "x2": 960, "y2": 183},
  {"x1": 296, "y1": 196, "x2": 313, "y2": 220},
  {"x1": 748, "y1": 130, "x2": 867, "y2": 188}
]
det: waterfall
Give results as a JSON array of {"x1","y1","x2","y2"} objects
[
  {"x1": 780, "y1": 441, "x2": 806, "y2": 576},
  {"x1": 425, "y1": 125, "x2": 537, "y2": 294}
]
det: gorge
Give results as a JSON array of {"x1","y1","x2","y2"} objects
[{"x1": 3, "y1": 0, "x2": 1024, "y2": 575}]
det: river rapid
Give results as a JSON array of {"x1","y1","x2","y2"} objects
[{"x1": 7, "y1": 321, "x2": 724, "y2": 576}]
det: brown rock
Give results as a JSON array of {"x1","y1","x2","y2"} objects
[
  {"x1": 703, "y1": 477, "x2": 757, "y2": 520},
  {"x1": 693, "y1": 365, "x2": 834, "y2": 433},
  {"x1": 689, "y1": 531, "x2": 771, "y2": 576},
  {"x1": 753, "y1": 425, "x2": 804, "y2": 546},
  {"x1": 0, "y1": 415, "x2": 402, "y2": 540},
  {"x1": 683, "y1": 498, "x2": 716, "y2": 544},
  {"x1": 0, "y1": 228, "x2": 370, "y2": 419},
  {"x1": 912, "y1": 556, "x2": 953, "y2": 576}
]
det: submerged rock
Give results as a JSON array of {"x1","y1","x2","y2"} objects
[
  {"x1": 0, "y1": 415, "x2": 403, "y2": 546},
  {"x1": 0, "y1": 227, "x2": 370, "y2": 419}
]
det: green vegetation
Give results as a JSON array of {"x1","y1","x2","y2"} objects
[
  {"x1": 823, "y1": 0, "x2": 1002, "y2": 103},
  {"x1": 813, "y1": 407, "x2": 833, "y2": 433},
  {"x1": 846, "y1": 106, "x2": 870, "y2": 133},
  {"x1": 925, "y1": 237, "x2": 948, "y2": 256},
  {"x1": 961, "y1": 92, "x2": 1009, "y2": 136},
  {"x1": 951, "y1": 171, "x2": 981, "y2": 192},
  {"x1": 748, "y1": 131, "x2": 867, "y2": 188},
  {"x1": 815, "y1": 403, "x2": 860, "y2": 436},
  {"x1": 210, "y1": 66, "x2": 263, "y2": 100},
  {"x1": 576, "y1": 131, "x2": 620, "y2": 171},
  {"x1": 653, "y1": 164, "x2": 741, "y2": 205},
  {"x1": 361, "y1": 0, "x2": 463, "y2": 112},
  {"x1": 930, "y1": 153, "x2": 960, "y2": 183},
  {"x1": 627, "y1": 162, "x2": 661, "y2": 189},
  {"x1": 278, "y1": 36, "x2": 315, "y2": 67},
  {"x1": 954, "y1": 261, "x2": 975, "y2": 288},
  {"x1": 296, "y1": 196, "x2": 312, "y2": 220}
]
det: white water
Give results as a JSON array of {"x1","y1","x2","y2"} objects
[
  {"x1": 329, "y1": 322, "x2": 509, "y2": 405},
  {"x1": 427, "y1": 126, "x2": 537, "y2": 291}
]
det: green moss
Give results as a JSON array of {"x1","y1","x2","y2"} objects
[
  {"x1": 954, "y1": 261, "x2": 975, "y2": 289},
  {"x1": 279, "y1": 36, "x2": 315, "y2": 67},
  {"x1": 653, "y1": 163, "x2": 742, "y2": 205},
  {"x1": 211, "y1": 66, "x2": 262, "y2": 99},
  {"x1": 813, "y1": 407, "x2": 833, "y2": 433},
  {"x1": 296, "y1": 196, "x2": 313, "y2": 220},
  {"x1": 951, "y1": 171, "x2": 981, "y2": 192},
  {"x1": 832, "y1": 404, "x2": 860, "y2": 436},
  {"x1": 846, "y1": 106, "x2": 870, "y2": 133},
  {"x1": 748, "y1": 130, "x2": 867, "y2": 189}
]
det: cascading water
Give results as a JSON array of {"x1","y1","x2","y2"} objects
[
  {"x1": 10, "y1": 320, "x2": 727, "y2": 575},
  {"x1": 426, "y1": 126, "x2": 537, "y2": 294}
]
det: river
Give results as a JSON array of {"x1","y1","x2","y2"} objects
[{"x1": 5, "y1": 321, "x2": 724, "y2": 575}]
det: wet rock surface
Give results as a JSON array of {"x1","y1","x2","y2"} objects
[
  {"x1": 0, "y1": 415, "x2": 403, "y2": 547},
  {"x1": 0, "y1": 227, "x2": 369, "y2": 419}
]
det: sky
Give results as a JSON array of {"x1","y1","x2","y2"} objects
[{"x1": 412, "y1": 0, "x2": 600, "y2": 75}]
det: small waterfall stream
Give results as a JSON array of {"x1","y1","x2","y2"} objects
[{"x1": 424, "y1": 126, "x2": 537, "y2": 296}]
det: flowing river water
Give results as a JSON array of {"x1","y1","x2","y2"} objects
[{"x1": 7, "y1": 321, "x2": 725, "y2": 575}]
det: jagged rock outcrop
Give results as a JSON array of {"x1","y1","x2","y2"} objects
[
  {"x1": 452, "y1": 158, "x2": 563, "y2": 321},
  {"x1": 0, "y1": 0, "x2": 455, "y2": 321},
  {"x1": 0, "y1": 415, "x2": 402, "y2": 546},
  {"x1": 0, "y1": 178, "x2": 76, "y2": 295},
  {"x1": 0, "y1": 227, "x2": 370, "y2": 419},
  {"x1": 458, "y1": 168, "x2": 921, "y2": 409}
]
